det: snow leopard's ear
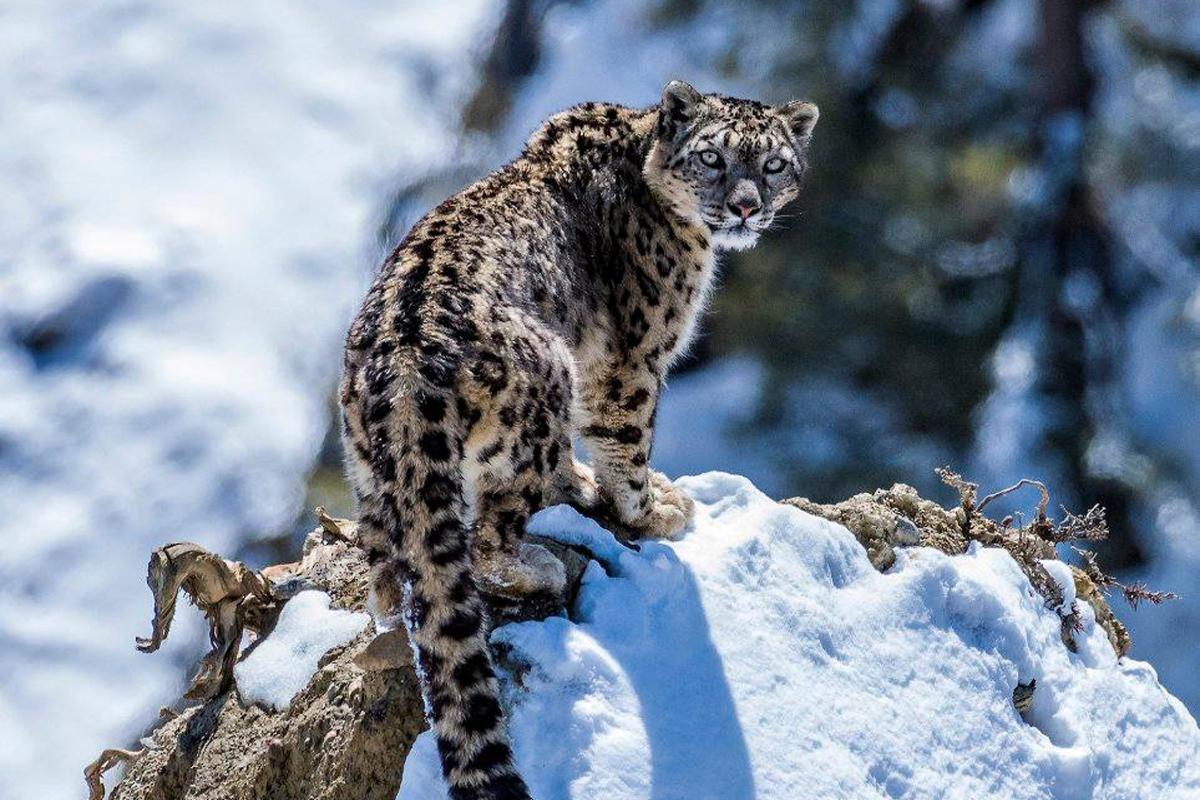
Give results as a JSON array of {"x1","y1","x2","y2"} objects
[
  {"x1": 658, "y1": 80, "x2": 703, "y2": 143},
  {"x1": 777, "y1": 100, "x2": 819, "y2": 141}
]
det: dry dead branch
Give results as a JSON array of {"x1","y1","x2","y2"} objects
[
  {"x1": 977, "y1": 478, "x2": 1050, "y2": 521},
  {"x1": 1052, "y1": 504, "x2": 1110, "y2": 543},
  {"x1": 1069, "y1": 545, "x2": 1180, "y2": 610},
  {"x1": 1122, "y1": 582, "x2": 1180, "y2": 610},
  {"x1": 934, "y1": 467, "x2": 1177, "y2": 652}
]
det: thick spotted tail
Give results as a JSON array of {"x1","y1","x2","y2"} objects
[{"x1": 345, "y1": 379, "x2": 532, "y2": 800}]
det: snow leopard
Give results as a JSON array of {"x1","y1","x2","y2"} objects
[{"x1": 340, "y1": 80, "x2": 818, "y2": 799}]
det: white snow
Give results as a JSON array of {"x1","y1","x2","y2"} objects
[
  {"x1": 399, "y1": 473, "x2": 1200, "y2": 800},
  {"x1": 234, "y1": 590, "x2": 369, "y2": 711},
  {"x1": 0, "y1": 3, "x2": 498, "y2": 797}
]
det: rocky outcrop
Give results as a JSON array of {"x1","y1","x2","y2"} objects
[
  {"x1": 98, "y1": 516, "x2": 423, "y2": 800},
  {"x1": 90, "y1": 477, "x2": 1146, "y2": 800},
  {"x1": 784, "y1": 476, "x2": 1132, "y2": 657},
  {"x1": 91, "y1": 513, "x2": 586, "y2": 800}
]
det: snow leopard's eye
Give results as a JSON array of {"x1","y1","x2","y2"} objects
[
  {"x1": 698, "y1": 150, "x2": 724, "y2": 169},
  {"x1": 763, "y1": 156, "x2": 787, "y2": 174}
]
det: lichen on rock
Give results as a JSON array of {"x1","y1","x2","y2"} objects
[{"x1": 783, "y1": 472, "x2": 1134, "y2": 658}]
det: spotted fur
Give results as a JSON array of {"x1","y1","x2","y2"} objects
[{"x1": 340, "y1": 81, "x2": 818, "y2": 799}]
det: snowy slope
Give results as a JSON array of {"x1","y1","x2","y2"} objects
[
  {"x1": 399, "y1": 474, "x2": 1200, "y2": 800},
  {"x1": 0, "y1": 4, "x2": 497, "y2": 798}
]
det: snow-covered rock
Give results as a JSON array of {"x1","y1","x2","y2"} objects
[
  {"x1": 399, "y1": 473, "x2": 1200, "y2": 800},
  {"x1": 235, "y1": 590, "x2": 369, "y2": 712}
]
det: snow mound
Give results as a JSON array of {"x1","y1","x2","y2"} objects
[
  {"x1": 234, "y1": 590, "x2": 369, "y2": 711},
  {"x1": 399, "y1": 472, "x2": 1200, "y2": 800}
]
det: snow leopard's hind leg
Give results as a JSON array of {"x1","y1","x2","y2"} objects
[
  {"x1": 463, "y1": 312, "x2": 582, "y2": 600},
  {"x1": 341, "y1": 359, "x2": 534, "y2": 800}
]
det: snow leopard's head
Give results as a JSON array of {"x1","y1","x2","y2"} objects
[{"x1": 645, "y1": 80, "x2": 818, "y2": 251}]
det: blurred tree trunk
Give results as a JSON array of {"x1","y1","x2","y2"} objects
[{"x1": 1022, "y1": 0, "x2": 1142, "y2": 566}]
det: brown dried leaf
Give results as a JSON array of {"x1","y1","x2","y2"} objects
[
  {"x1": 84, "y1": 747, "x2": 141, "y2": 800},
  {"x1": 136, "y1": 542, "x2": 282, "y2": 700}
]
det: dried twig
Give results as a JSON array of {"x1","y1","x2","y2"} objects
[
  {"x1": 1070, "y1": 546, "x2": 1180, "y2": 611},
  {"x1": 1059, "y1": 602, "x2": 1086, "y2": 652},
  {"x1": 1051, "y1": 504, "x2": 1109, "y2": 543},
  {"x1": 1071, "y1": 546, "x2": 1116, "y2": 589},
  {"x1": 1122, "y1": 583, "x2": 1180, "y2": 610},
  {"x1": 936, "y1": 466, "x2": 978, "y2": 541},
  {"x1": 933, "y1": 467, "x2": 1177, "y2": 655},
  {"x1": 936, "y1": 466, "x2": 978, "y2": 508},
  {"x1": 976, "y1": 478, "x2": 1050, "y2": 521}
]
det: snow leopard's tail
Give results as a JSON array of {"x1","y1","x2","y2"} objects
[{"x1": 342, "y1": 367, "x2": 531, "y2": 800}]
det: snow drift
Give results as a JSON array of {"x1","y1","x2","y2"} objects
[{"x1": 399, "y1": 473, "x2": 1200, "y2": 800}]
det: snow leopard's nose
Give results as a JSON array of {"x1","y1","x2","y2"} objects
[{"x1": 727, "y1": 197, "x2": 761, "y2": 220}]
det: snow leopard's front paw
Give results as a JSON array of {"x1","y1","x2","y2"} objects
[
  {"x1": 627, "y1": 474, "x2": 694, "y2": 541},
  {"x1": 648, "y1": 469, "x2": 695, "y2": 521},
  {"x1": 630, "y1": 502, "x2": 690, "y2": 541}
]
